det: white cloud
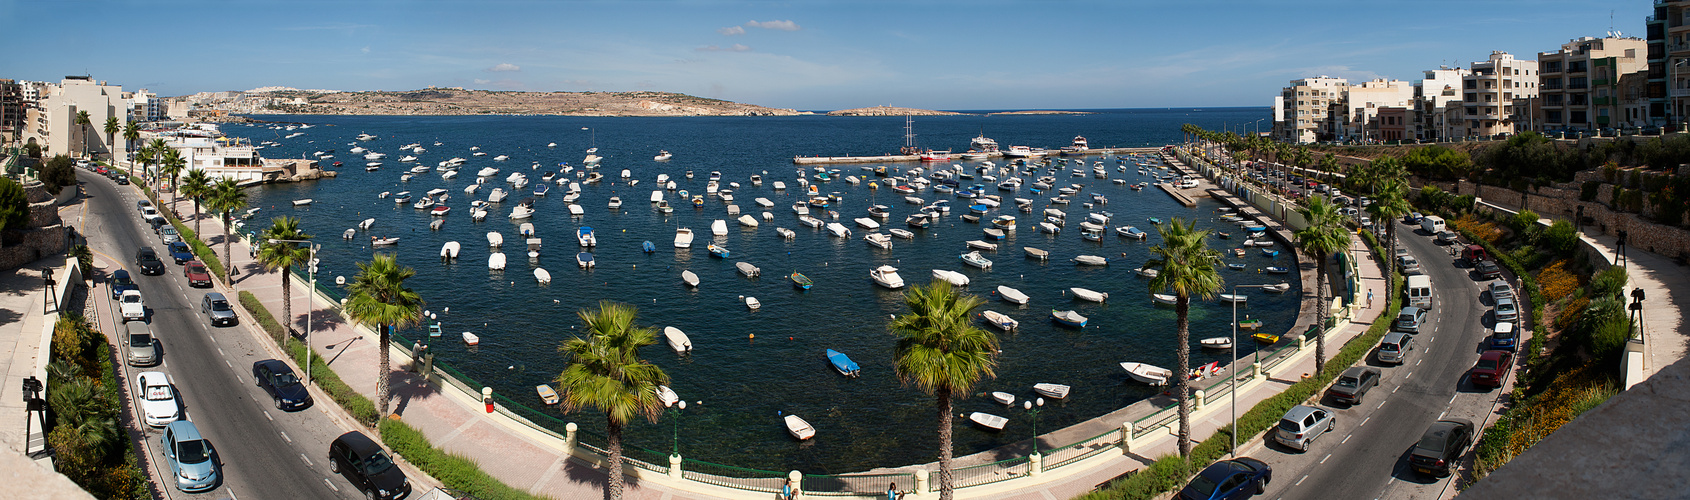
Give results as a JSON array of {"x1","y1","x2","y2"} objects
[
  {"x1": 746, "y1": 20, "x2": 800, "y2": 31},
  {"x1": 717, "y1": 26, "x2": 745, "y2": 36},
  {"x1": 487, "y1": 63, "x2": 521, "y2": 72},
  {"x1": 473, "y1": 78, "x2": 491, "y2": 84},
  {"x1": 696, "y1": 44, "x2": 751, "y2": 53},
  {"x1": 361, "y1": 46, "x2": 371, "y2": 54}
]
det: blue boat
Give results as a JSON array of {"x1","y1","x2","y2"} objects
[
  {"x1": 533, "y1": 183, "x2": 549, "y2": 196},
  {"x1": 1265, "y1": 266, "x2": 1290, "y2": 274},
  {"x1": 969, "y1": 204, "x2": 990, "y2": 214},
  {"x1": 1261, "y1": 249, "x2": 1279, "y2": 258},
  {"x1": 1051, "y1": 310, "x2": 1088, "y2": 328},
  {"x1": 826, "y1": 349, "x2": 860, "y2": 377},
  {"x1": 642, "y1": 240, "x2": 656, "y2": 253},
  {"x1": 790, "y1": 272, "x2": 814, "y2": 290},
  {"x1": 708, "y1": 244, "x2": 730, "y2": 259},
  {"x1": 1148, "y1": 217, "x2": 1163, "y2": 225}
]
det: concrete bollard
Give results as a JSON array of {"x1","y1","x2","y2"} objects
[
  {"x1": 1250, "y1": 362, "x2": 1262, "y2": 381},
  {"x1": 668, "y1": 454, "x2": 683, "y2": 479},
  {"x1": 787, "y1": 470, "x2": 803, "y2": 499},
  {"x1": 564, "y1": 422, "x2": 578, "y2": 456},
  {"x1": 482, "y1": 387, "x2": 494, "y2": 413},
  {"x1": 1193, "y1": 389, "x2": 1205, "y2": 411},
  {"x1": 1029, "y1": 453, "x2": 1043, "y2": 476},
  {"x1": 1120, "y1": 422, "x2": 1134, "y2": 455},
  {"x1": 914, "y1": 469, "x2": 932, "y2": 498}
]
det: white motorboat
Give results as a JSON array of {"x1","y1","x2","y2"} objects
[
  {"x1": 870, "y1": 265, "x2": 905, "y2": 289},
  {"x1": 651, "y1": 190, "x2": 665, "y2": 203},
  {"x1": 980, "y1": 310, "x2": 1018, "y2": 331},
  {"x1": 440, "y1": 241, "x2": 460, "y2": 259},
  {"x1": 712, "y1": 219, "x2": 729, "y2": 236},
  {"x1": 960, "y1": 251, "x2": 993, "y2": 268},
  {"x1": 1218, "y1": 293, "x2": 1248, "y2": 304},
  {"x1": 1152, "y1": 293, "x2": 1178, "y2": 305},
  {"x1": 488, "y1": 252, "x2": 507, "y2": 270},
  {"x1": 1121, "y1": 362, "x2": 1173, "y2": 386},
  {"x1": 997, "y1": 285, "x2": 1030, "y2": 305},
  {"x1": 488, "y1": 188, "x2": 507, "y2": 203},
  {"x1": 854, "y1": 217, "x2": 881, "y2": 229},
  {"x1": 798, "y1": 216, "x2": 822, "y2": 228},
  {"x1": 534, "y1": 268, "x2": 552, "y2": 284},
  {"x1": 754, "y1": 197, "x2": 774, "y2": 208},
  {"x1": 785, "y1": 414, "x2": 815, "y2": 441},
  {"x1": 359, "y1": 218, "x2": 376, "y2": 230},
  {"x1": 772, "y1": 181, "x2": 787, "y2": 190},
  {"x1": 1023, "y1": 247, "x2": 1050, "y2": 261},
  {"x1": 1073, "y1": 255, "x2": 1109, "y2": 266},
  {"x1": 576, "y1": 227, "x2": 597, "y2": 247},
  {"x1": 658, "y1": 385, "x2": 679, "y2": 407},
  {"x1": 738, "y1": 215, "x2": 760, "y2": 228},
  {"x1": 1069, "y1": 287, "x2": 1108, "y2": 303},
  {"x1": 888, "y1": 228, "x2": 915, "y2": 239},
  {"x1": 487, "y1": 231, "x2": 504, "y2": 247},
  {"x1": 931, "y1": 269, "x2": 969, "y2": 287},
  {"x1": 607, "y1": 197, "x2": 622, "y2": 210},
  {"x1": 654, "y1": 150, "x2": 672, "y2": 161},
  {"x1": 743, "y1": 296, "x2": 761, "y2": 310},
  {"x1": 775, "y1": 227, "x2": 796, "y2": 239},
  {"x1": 826, "y1": 222, "x2": 851, "y2": 238},
  {"x1": 1200, "y1": 337, "x2": 1233, "y2": 350},
  {"x1": 1264, "y1": 282, "x2": 1291, "y2": 293},
  {"x1": 493, "y1": 155, "x2": 509, "y2": 162},
  {"x1": 568, "y1": 204, "x2": 584, "y2": 216},
  {"x1": 1033, "y1": 383, "x2": 1071, "y2": 400},
  {"x1": 292, "y1": 199, "x2": 313, "y2": 206},
  {"x1": 681, "y1": 270, "x2": 700, "y2": 288},
  {"x1": 1136, "y1": 267, "x2": 1160, "y2": 279},
  {"x1": 462, "y1": 332, "x2": 479, "y2": 346},
  {"x1": 965, "y1": 240, "x2": 998, "y2": 251},
  {"x1": 478, "y1": 167, "x2": 500, "y2": 177},
  {"x1": 967, "y1": 412, "x2": 1008, "y2": 431},
  {"x1": 674, "y1": 228, "x2": 694, "y2": 248},
  {"x1": 991, "y1": 391, "x2": 1016, "y2": 406},
  {"x1": 509, "y1": 204, "x2": 535, "y2": 220},
  {"x1": 664, "y1": 327, "x2": 692, "y2": 353},
  {"x1": 736, "y1": 262, "x2": 761, "y2": 278},
  {"x1": 863, "y1": 232, "x2": 892, "y2": 249}
]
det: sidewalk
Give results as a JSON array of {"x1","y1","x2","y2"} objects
[
  {"x1": 1572, "y1": 231, "x2": 1689, "y2": 384},
  {"x1": 0, "y1": 260, "x2": 54, "y2": 461},
  {"x1": 163, "y1": 174, "x2": 1391, "y2": 499}
]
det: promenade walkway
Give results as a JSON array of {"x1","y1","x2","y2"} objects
[{"x1": 154, "y1": 155, "x2": 1390, "y2": 499}]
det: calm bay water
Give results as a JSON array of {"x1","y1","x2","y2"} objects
[{"x1": 237, "y1": 108, "x2": 1291, "y2": 473}]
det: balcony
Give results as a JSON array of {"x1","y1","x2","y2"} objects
[
  {"x1": 1595, "y1": 97, "x2": 1615, "y2": 105},
  {"x1": 1673, "y1": 88, "x2": 1690, "y2": 97}
]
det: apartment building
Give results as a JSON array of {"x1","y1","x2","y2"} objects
[
  {"x1": 127, "y1": 89, "x2": 163, "y2": 123},
  {"x1": 1460, "y1": 51, "x2": 1538, "y2": 139},
  {"x1": 0, "y1": 80, "x2": 21, "y2": 144},
  {"x1": 1538, "y1": 36, "x2": 1649, "y2": 134},
  {"x1": 1346, "y1": 79, "x2": 1415, "y2": 141},
  {"x1": 1415, "y1": 68, "x2": 1470, "y2": 141},
  {"x1": 28, "y1": 76, "x2": 129, "y2": 159},
  {"x1": 1273, "y1": 76, "x2": 1349, "y2": 143},
  {"x1": 1646, "y1": 1, "x2": 1679, "y2": 126}
]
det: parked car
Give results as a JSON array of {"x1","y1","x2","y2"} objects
[
  {"x1": 1398, "y1": 255, "x2": 1422, "y2": 275},
  {"x1": 136, "y1": 200, "x2": 153, "y2": 212},
  {"x1": 1493, "y1": 297, "x2": 1519, "y2": 323},
  {"x1": 1489, "y1": 281, "x2": 1515, "y2": 302},
  {"x1": 168, "y1": 241, "x2": 195, "y2": 264},
  {"x1": 1273, "y1": 405, "x2": 1335, "y2": 452},
  {"x1": 1489, "y1": 322, "x2": 1518, "y2": 351},
  {"x1": 1328, "y1": 367, "x2": 1381, "y2": 405},
  {"x1": 253, "y1": 359, "x2": 312, "y2": 411},
  {"x1": 119, "y1": 289, "x2": 146, "y2": 322},
  {"x1": 184, "y1": 261, "x2": 213, "y2": 288},
  {"x1": 159, "y1": 226, "x2": 182, "y2": 244},
  {"x1": 140, "y1": 206, "x2": 164, "y2": 224},
  {"x1": 1394, "y1": 306, "x2": 1428, "y2": 333},
  {"x1": 329, "y1": 431, "x2": 410, "y2": 500},
  {"x1": 1409, "y1": 419, "x2": 1474, "y2": 477},
  {"x1": 1436, "y1": 231, "x2": 1460, "y2": 244},
  {"x1": 135, "y1": 247, "x2": 166, "y2": 275},
  {"x1": 1405, "y1": 212, "x2": 1424, "y2": 224},
  {"x1": 161, "y1": 421, "x2": 219, "y2": 492},
  {"x1": 125, "y1": 323, "x2": 159, "y2": 367},
  {"x1": 1378, "y1": 331, "x2": 1415, "y2": 365},
  {"x1": 1474, "y1": 260, "x2": 1503, "y2": 280},
  {"x1": 134, "y1": 371, "x2": 180, "y2": 427},
  {"x1": 1471, "y1": 350, "x2": 1514, "y2": 388},
  {"x1": 114, "y1": 174, "x2": 129, "y2": 185},
  {"x1": 1177, "y1": 457, "x2": 1273, "y2": 500},
  {"x1": 109, "y1": 269, "x2": 137, "y2": 300},
  {"x1": 202, "y1": 292, "x2": 237, "y2": 327}
]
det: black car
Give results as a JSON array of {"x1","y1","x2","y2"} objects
[
  {"x1": 167, "y1": 241, "x2": 195, "y2": 264},
  {"x1": 1474, "y1": 260, "x2": 1503, "y2": 280},
  {"x1": 110, "y1": 269, "x2": 138, "y2": 300},
  {"x1": 252, "y1": 360, "x2": 311, "y2": 410},
  {"x1": 329, "y1": 431, "x2": 410, "y2": 500},
  {"x1": 135, "y1": 248, "x2": 166, "y2": 276},
  {"x1": 1409, "y1": 418, "x2": 1474, "y2": 477},
  {"x1": 1177, "y1": 457, "x2": 1272, "y2": 500}
]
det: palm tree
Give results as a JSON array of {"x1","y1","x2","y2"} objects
[
  {"x1": 122, "y1": 121, "x2": 139, "y2": 175},
  {"x1": 344, "y1": 254, "x2": 424, "y2": 418},
  {"x1": 1294, "y1": 196, "x2": 1353, "y2": 375},
  {"x1": 207, "y1": 178, "x2": 247, "y2": 279},
  {"x1": 555, "y1": 301, "x2": 668, "y2": 500},
  {"x1": 257, "y1": 217, "x2": 312, "y2": 343},
  {"x1": 889, "y1": 281, "x2": 998, "y2": 500},
  {"x1": 1366, "y1": 158, "x2": 1411, "y2": 278},
  {"x1": 160, "y1": 148, "x2": 186, "y2": 209},
  {"x1": 1145, "y1": 218, "x2": 1224, "y2": 458},
  {"x1": 102, "y1": 117, "x2": 119, "y2": 161},
  {"x1": 144, "y1": 138, "x2": 168, "y2": 182},
  {"x1": 74, "y1": 111, "x2": 91, "y2": 158},
  {"x1": 179, "y1": 169, "x2": 212, "y2": 236}
]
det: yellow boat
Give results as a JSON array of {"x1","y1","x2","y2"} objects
[
  {"x1": 536, "y1": 384, "x2": 560, "y2": 405},
  {"x1": 1252, "y1": 331, "x2": 1280, "y2": 344}
]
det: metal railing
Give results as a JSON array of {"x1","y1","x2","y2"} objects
[
  {"x1": 951, "y1": 456, "x2": 1031, "y2": 488},
  {"x1": 1044, "y1": 427, "x2": 1122, "y2": 470},
  {"x1": 803, "y1": 472, "x2": 915, "y2": 496}
]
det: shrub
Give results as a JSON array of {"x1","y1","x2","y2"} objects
[
  {"x1": 1541, "y1": 220, "x2": 1578, "y2": 255},
  {"x1": 379, "y1": 419, "x2": 548, "y2": 500},
  {"x1": 0, "y1": 176, "x2": 28, "y2": 233},
  {"x1": 1589, "y1": 266, "x2": 1628, "y2": 299},
  {"x1": 1536, "y1": 260, "x2": 1581, "y2": 300},
  {"x1": 1580, "y1": 181, "x2": 1600, "y2": 202},
  {"x1": 1556, "y1": 297, "x2": 1590, "y2": 330},
  {"x1": 1470, "y1": 364, "x2": 1616, "y2": 484},
  {"x1": 40, "y1": 155, "x2": 76, "y2": 195},
  {"x1": 1509, "y1": 210, "x2": 1539, "y2": 231}
]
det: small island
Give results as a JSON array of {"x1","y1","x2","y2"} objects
[
  {"x1": 987, "y1": 110, "x2": 1093, "y2": 115},
  {"x1": 826, "y1": 106, "x2": 966, "y2": 117}
]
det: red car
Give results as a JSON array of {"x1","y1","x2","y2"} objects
[
  {"x1": 1470, "y1": 350, "x2": 1513, "y2": 389},
  {"x1": 184, "y1": 261, "x2": 213, "y2": 288}
]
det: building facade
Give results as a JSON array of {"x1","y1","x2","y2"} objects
[
  {"x1": 1460, "y1": 51, "x2": 1538, "y2": 139},
  {"x1": 0, "y1": 80, "x2": 21, "y2": 144},
  {"x1": 1415, "y1": 68, "x2": 1471, "y2": 141},
  {"x1": 1346, "y1": 79, "x2": 1415, "y2": 141},
  {"x1": 29, "y1": 76, "x2": 129, "y2": 159},
  {"x1": 1537, "y1": 36, "x2": 1649, "y2": 134},
  {"x1": 1273, "y1": 76, "x2": 1349, "y2": 143}
]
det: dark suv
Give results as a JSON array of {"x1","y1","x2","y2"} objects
[
  {"x1": 253, "y1": 359, "x2": 311, "y2": 411},
  {"x1": 135, "y1": 247, "x2": 166, "y2": 275},
  {"x1": 110, "y1": 269, "x2": 137, "y2": 300},
  {"x1": 1409, "y1": 419, "x2": 1474, "y2": 477},
  {"x1": 329, "y1": 431, "x2": 410, "y2": 500}
]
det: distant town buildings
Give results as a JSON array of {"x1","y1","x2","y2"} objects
[{"x1": 1536, "y1": 36, "x2": 1649, "y2": 134}]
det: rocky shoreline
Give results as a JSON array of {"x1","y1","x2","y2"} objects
[{"x1": 255, "y1": 88, "x2": 807, "y2": 117}]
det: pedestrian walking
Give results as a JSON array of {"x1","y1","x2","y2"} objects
[
  {"x1": 886, "y1": 483, "x2": 898, "y2": 500},
  {"x1": 1367, "y1": 289, "x2": 1374, "y2": 308}
]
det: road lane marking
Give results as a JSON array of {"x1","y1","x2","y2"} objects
[
  {"x1": 299, "y1": 454, "x2": 312, "y2": 467},
  {"x1": 1359, "y1": 417, "x2": 1370, "y2": 427},
  {"x1": 1341, "y1": 435, "x2": 1351, "y2": 444},
  {"x1": 264, "y1": 411, "x2": 273, "y2": 422},
  {"x1": 225, "y1": 359, "x2": 232, "y2": 368},
  {"x1": 1296, "y1": 475, "x2": 1308, "y2": 486},
  {"x1": 280, "y1": 431, "x2": 292, "y2": 443},
  {"x1": 1417, "y1": 359, "x2": 1423, "y2": 366},
  {"x1": 1320, "y1": 454, "x2": 1331, "y2": 464},
  {"x1": 1449, "y1": 394, "x2": 1459, "y2": 405},
  {"x1": 218, "y1": 347, "x2": 226, "y2": 357},
  {"x1": 1377, "y1": 400, "x2": 1386, "y2": 409},
  {"x1": 234, "y1": 374, "x2": 242, "y2": 384},
  {"x1": 323, "y1": 479, "x2": 339, "y2": 492},
  {"x1": 1393, "y1": 386, "x2": 1400, "y2": 393},
  {"x1": 1405, "y1": 371, "x2": 1413, "y2": 379}
]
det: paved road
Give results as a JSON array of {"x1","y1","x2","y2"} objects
[
  {"x1": 78, "y1": 171, "x2": 362, "y2": 500},
  {"x1": 1244, "y1": 218, "x2": 1517, "y2": 500}
]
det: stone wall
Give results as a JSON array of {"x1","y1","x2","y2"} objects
[
  {"x1": 1438, "y1": 177, "x2": 1690, "y2": 263},
  {"x1": 1, "y1": 180, "x2": 71, "y2": 270}
]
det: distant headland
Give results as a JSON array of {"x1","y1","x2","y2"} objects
[
  {"x1": 244, "y1": 87, "x2": 808, "y2": 117},
  {"x1": 825, "y1": 106, "x2": 965, "y2": 117}
]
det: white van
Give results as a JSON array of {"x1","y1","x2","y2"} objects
[
  {"x1": 1406, "y1": 275, "x2": 1433, "y2": 310},
  {"x1": 1420, "y1": 215, "x2": 1446, "y2": 235}
]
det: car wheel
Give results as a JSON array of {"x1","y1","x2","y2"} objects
[
  {"x1": 275, "y1": 398, "x2": 285, "y2": 410},
  {"x1": 329, "y1": 458, "x2": 339, "y2": 473},
  {"x1": 1257, "y1": 478, "x2": 1267, "y2": 494},
  {"x1": 364, "y1": 488, "x2": 376, "y2": 500}
]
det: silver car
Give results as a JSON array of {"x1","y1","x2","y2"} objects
[
  {"x1": 1378, "y1": 331, "x2": 1414, "y2": 365},
  {"x1": 126, "y1": 323, "x2": 159, "y2": 367},
  {"x1": 159, "y1": 226, "x2": 182, "y2": 244},
  {"x1": 1274, "y1": 405, "x2": 1335, "y2": 452},
  {"x1": 201, "y1": 292, "x2": 237, "y2": 327},
  {"x1": 1398, "y1": 255, "x2": 1423, "y2": 275},
  {"x1": 1494, "y1": 297, "x2": 1519, "y2": 323}
]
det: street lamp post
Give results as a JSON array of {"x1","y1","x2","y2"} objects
[
  {"x1": 669, "y1": 400, "x2": 687, "y2": 457},
  {"x1": 268, "y1": 238, "x2": 318, "y2": 384},
  {"x1": 1023, "y1": 397, "x2": 1045, "y2": 455},
  {"x1": 1230, "y1": 283, "x2": 1269, "y2": 458}
]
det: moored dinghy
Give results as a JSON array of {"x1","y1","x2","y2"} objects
[
  {"x1": 1069, "y1": 287, "x2": 1108, "y2": 302},
  {"x1": 967, "y1": 412, "x2": 1009, "y2": 431},
  {"x1": 931, "y1": 269, "x2": 969, "y2": 287},
  {"x1": 1151, "y1": 293, "x2": 1177, "y2": 305},
  {"x1": 980, "y1": 310, "x2": 1018, "y2": 331},
  {"x1": 1120, "y1": 362, "x2": 1173, "y2": 385},
  {"x1": 1051, "y1": 309, "x2": 1088, "y2": 327},
  {"x1": 534, "y1": 268, "x2": 552, "y2": 284},
  {"x1": 826, "y1": 349, "x2": 860, "y2": 377},
  {"x1": 991, "y1": 392, "x2": 1016, "y2": 406},
  {"x1": 1033, "y1": 383, "x2": 1071, "y2": 400},
  {"x1": 1200, "y1": 337, "x2": 1233, "y2": 349},
  {"x1": 743, "y1": 296, "x2": 761, "y2": 310},
  {"x1": 785, "y1": 414, "x2": 816, "y2": 441},
  {"x1": 488, "y1": 252, "x2": 507, "y2": 270},
  {"x1": 681, "y1": 270, "x2": 700, "y2": 288},
  {"x1": 736, "y1": 261, "x2": 761, "y2": 278},
  {"x1": 664, "y1": 326, "x2": 692, "y2": 353},
  {"x1": 1023, "y1": 247, "x2": 1050, "y2": 261},
  {"x1": 1072, "y1": 255, "x2": 1109, "y2": 266}
]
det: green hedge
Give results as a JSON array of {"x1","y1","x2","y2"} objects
[
  {"x1": 238, "y1": 291, "x2": 379, "y2": 426},
  {"x1": 1081, "y1": 250, "x2": 1402, "y2": 499},
  {"x1": 379, "y1": 419, "x2": 549, "y2": 500}
]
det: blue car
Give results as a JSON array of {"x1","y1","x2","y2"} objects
[
  {"x1": 161, "y1": 421, "x2": 219, "y2": 492},
  {"x1": 168, "y1": 241, "x2": 194, "y2": 264},
  {"x1": 1178, "y1": 457, "x2": 1272, "y2": 500},
  {"x1": 109, "y1": 269, "x2": 137, "y2": 300}
]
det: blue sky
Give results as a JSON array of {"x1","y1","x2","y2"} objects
[{"x1": 0, "y1": 0, "x2": 1654, "y2": 110}]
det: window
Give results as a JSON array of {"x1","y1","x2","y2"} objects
[
  {"x1": 1570, "y1": 77, "x2": 1588, "y2": 89},
  {"x1": 1571, "y1": 111, "x2": 1587, "y2": 123},
  {"x1": 1547, "y1": 110, "x2": 1563, "y2": 123},
  {"x1": 1545, "y1": 61, "x2": 1562, "y2": 72},
  {"x1": 1546, "y1": 94, "x2": 1564, "y2": 105}
]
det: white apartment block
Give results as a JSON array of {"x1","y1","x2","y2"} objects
[
  {"x1": 1347, "y1": 79, "x2": 1415, "y2": 141},
  {"x1": 1274, "y1": 76, "x2": 1350, "y2": 143},
  {"x1": 127, "y1": 89, "x2": 163, "y2": 123},
  {"x1": 1415, "y1": 68, "x2": 1470, "y2": 141},
  {"x1": 1537, "y1": 36, "x2": 1649, "y2": 133},
  {"x1": 28, "y1": 76, "x2": 129, "y2": 159},
  {"x1": 1459, "y1": 51, "x2": 1538, "y2": 138}
]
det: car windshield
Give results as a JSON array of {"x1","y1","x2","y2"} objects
[
  {"x1": 273, "y1": 371, "x2": 300, "y2": 386},
  {"x1": 131, "y1": 334, "x2": 152, "y2": 347},
  {"x1": 1398, "y1": 314, "x2": 1414, "y2": 323},
  {"x1": 1417, "y1": 430, "x2": 1449, "y2": 453},
  {"x1": 123, "y1": 294, "x2": 141, "y2": 304},
  {"x1": 210, "y1": 300, "x2": 230, "y2": 311},
  {"x1": 361, "y1": 452, "x2": 395, "y2": 475},
  {"x1": 161, "y1": 227, "x2": 177, "y2": 235},
  {"x1": 1381, "y1": 343, "x2": 1400, "y2": 352},
  {"x1": 1185, "y1": 472, "x2": 1220, "y2": 496},
  {"x1": 188, "y1": 265, "x2": 206, "y2": 274},
  {"x1": 1498, "y1": 303, "x2": 1515, "y2": 312},
  {"x1": 113, "y1": 275, "x2": 134, "y2": 287},
  {"x1": 145, "y1": 383, "x2": 171, "y2": 401},
  {"x1": 1477, "y1": 358, "x2": 1499, "y2": 370},
  {"x1": 1335, "y1": 376, "x2": 1358, "y2": 388},
  {"x1": 176, "y1": 439, "x2": 211, "y2": 464}
]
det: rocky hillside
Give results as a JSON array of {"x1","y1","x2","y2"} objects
[
  {"x1": 826, "y1": 106, "x2": 964, "y2": 116},
  {"x1": 258, "y1": 88, "x2": 807, "y2": 117}
]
